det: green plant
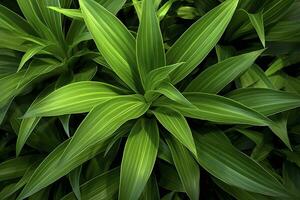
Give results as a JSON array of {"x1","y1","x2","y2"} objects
[{"x1": 1, "y1": 0, "x2": 300, "y2": 199}]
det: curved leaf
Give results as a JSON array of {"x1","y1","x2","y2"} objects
[
  {"x1": 165, "y1": 135, "x2": 200, "y2": 200},
  {"x1": 154, "y1": 92, "x2": 273, "y2": 126},
  {"x1": 23, "y1": 81, "x2": 128, "y2": 117},
  {"x1": 166, "y1": 0, "x2": 239, "y2": 84},
  {"x1": 185, "y1": 49, "x2": 264, "y2": 93},
  {"x1": 79, "y1": 0, "x2": 140, "y2": 92},
  {"x1": 153, "y1": 107, "x2": 197, "y2": 157},
  {"x1": 119, "y1": 118, "x2": 159, "y2": 200},
  {"x1": 137, "y1": 0, "x2": 165, "y2": 87},
  {"x1": 195, "y1": 128, "x2": 289, "y2": 197},
  {"x1": 227, "y1": 88, "x2": 300, "y2": 116}
]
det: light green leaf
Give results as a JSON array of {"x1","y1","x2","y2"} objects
[
  {"x1": 195, "y1": 128, "x2": 289, "y2": 197},
  {"x1": 79, "y1": 0, "x2": 140, "y2": 92},
  {"x1": 154, "y1": 92, "x2": 273, "y2": 126},
  {"x1": 137, "y1": 0, "x2": 166, "y2": 87},
  {"x1": 157, "y1": 0, "x2": 175, "y2": 21},
  {"x1": 18, "y1": 45, "x2": 46, "y2": 72},
  {"x1": 0, "y1": 4, "x2": 35, "y2": 34},
  {"x1": 48, "y1": 7, "x2": 83, "y2": 20},
  {"x1": 145, "y1": 63, "x2": 184, "y2": 91},
  {"x1": 16, "y1": 0, "x2": 57, "y2": 42},
  {"x1": 59, "y1": 115, "x2": 71, "y2": 137},
  {"x1": 61, "y1": 95, "x2": 149, "y2": 162},
  {"x1": 119, "y1": 118, "x2": 159, "y2": 200},
  {"x1": 23, "y1": 81, "x2": 128, "y2": 118},
  {"x1": 62, "y1": 168, "x2": 120, "y2": 200},
  {"x1": 17, "y1": 117, "x2": 41, "y2": 156},
  {"x1": 227, "y1": 88, "x2": 300, "y2": 116},
  {"x1": 166, "y1": 0, "x2": 239, "y2": 84},
  {"x1": 185, "y1": 49, "x2": 264, "y2": 93},
  {"x1": 165, "y1": 135, "x2": 200, "y2": 200},
  {"x1": 153, "y1": 107, "x2": 197, "y2": 157},
  {"x1": 147, "y1": 82, "x2": 193, "y2": 107},
  {"x1": 247, "y1": 11, "x2": 265, "y2": 47}
]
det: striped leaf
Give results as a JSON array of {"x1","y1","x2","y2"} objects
[
  {"x1": 166, "y1": 0, "x2": 239, "y2": 84},
  {"x1": 61, "y1": 95, "x2": 149, "y2": 162},
  {"x1": 154, "y1": 92, "x2": 273, "y2": 126},
  {"x1": 0, "y1": 4, "x2": 35, "y2": 34},
  {"x1": 119, "y1": 118, "x2": 159, "y2": 200},
  {"x1": 145, "y1": 63, "x2": 184, "y2": 91},
  {"x1": 0, "y1": 155, "x2": 42, "y2": 181},
  {"x1": 68, "y1": 166, "x2": 82, "y2": 200},
  {"x1": 227, "y1": 88, "x2": 300, "y2": 116},
  {"x1": 195, "y1": 128, "x2": 289, "y2": 197},
  {"x1": 153, "y1": 107, "x2": 197, "y2": 157},
  {"x1": 165, "y1": 135, "x2": 200, "y2": 200},
  {"x1": 185, "y1": 50, "x2": 264, "y2": 93},
  {"x1": 136, "y1": 0, "x2": 166, "y2": 87},
  {"x1": 79, "y1": 0, "x2": 140, "y2": 92},
  {"x1": 247, "y1": 11, "x2": 265, "y2": 47},
  {"x1": 17, "y1": 138, "x2": 108, "y2": 199},
  {"x1": 62, "y1": 168, "x2": 120, "y2": 200},
  {"x1": 147, "y1": 82, "x2": 193, "y2": 107},
  {"x1": 23, "y1": 81, "x2": 128, "y2": 118},
  {"x1": 0, "y1": 59, "x2": 62, "y2": 109},
  {"x1": 140, "y1": 175, "x2": 160, "y2": 200}
]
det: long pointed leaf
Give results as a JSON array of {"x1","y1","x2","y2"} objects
[
  {"x1": 166, "y1": 0, "x2": 239, "y2": 84},
  {"x1": 119, "y1": 118, "x2": 159, "y2": 200}
]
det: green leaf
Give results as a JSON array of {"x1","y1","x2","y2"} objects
[
  {"x1": 49, "y1": 7, "x2": 83, "y2": 20},
  {"x1": 147, "y1": 82, "x2": 193, "y2": 107},
  {"x1": 0, "y1": 155, "x2": 42, "y2": 181},
  {"x1": 158, "y1": 162, "x2": 184, "y2": 192},
  {"x1": 140, "y1": 175, "x2": 160, "y2": 200},
  {"x1": 0, "y1": 161, "x2": 40, "y2": 199},
  {"x1": 0, "y1": 4, "x2": 35, "y2": 34},
  {"x1": 157, "y1": 0, "x2": 176, "y2": 21},
  {"x1": 166, "y1": 0, "x2": 239, "y2": 84},
  {"x1": 195, "y1": 128, "x2": 289, "y2": 197},
  {"x1": 79, "y1": 0, "x2": 140, "y2": 92},
  {"x1": 61, "y1": 95, "x2": 149, "y2": 162},
  {"x1": 23, "y1": 81, "x2": 128, "y2": 118},
  {"x1": 154, "y1": 92, "x2": 273, "y2": 126},
  {"x1": 68, "y1": 166, "x2": 82, "y2": 200},
  {"x1": 145, "y1": 63, "x2": 184, "y2": 91},
  {"x1": 0, "y1": 59, "x2": 62, "y2": 109},
  {"x1": 119, "y1": 118, "x2": 159, "y2": 200},
  {"x1": 17, "y1": 138, "x2": 107, "y2": 199},
  {"x1": 59, "y1": 115, "x2": 71, "y2": 137},
  {"x1": 227, "y1": 88, "x2": 300, "y2": 116},
  {"x1": 62, "y1": 168, "x2": 120, "y2": 200},
  {"x1": 247, "y1": 11, "x2": 265, "y2": 47},
  {"x1": 136, "y1": 0, "x2": 166, "y2": 87},
  {"x1": 17, "y1": 117, "x2": 41, "y2": 156},
  {"x1": 18, "y1": 45, "x2": 46, "y2": 72},
  {"x1": 16, "y1": 0, "x2": 58, "y2": 42},
  {"x1": 153, "y1": 107, "x2": 197, "y2": 157},
  {"x1": 214, "y1": 178, "x2": 272, "y2": 200},
  {"x1": 185, "y1": 50, "x2": 264, "y2": 93},
  {"x1": 165, "y1": 135, "x2": 200, "y2": 200}
]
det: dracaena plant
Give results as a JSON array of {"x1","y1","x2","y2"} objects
[
  {"x1": 1, "y1": 0, "x2": 300, "y2": 199},
  {"x1": 0, "y1": 0, "x2": 123, "y2": 126}
]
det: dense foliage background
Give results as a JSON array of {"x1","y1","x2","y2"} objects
[{"x1": 0, "y1": 0, "x2": 300, "y2": 199}]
